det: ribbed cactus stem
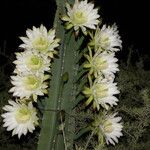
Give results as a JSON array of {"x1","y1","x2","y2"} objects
[
  {"x1": 37, "y1": 0, "x2": 84, "y2": 150},
  {"x1": 37, "y1": 0, "x2": 67, "y2": 149}
]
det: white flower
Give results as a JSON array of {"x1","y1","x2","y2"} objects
[
  {"x1": 9, "y1": 74, "x2": 48, "y2": 101},
  {"x1": 92, "y1": 113, "x2": 123, "y2": 145},
  {"x1": 84, "y1": 51, "x2": 119, "y2": 78},
  {"x1": 83, "y1": 80, "x2": 119, "y2": 110},
  {"x1": 1, "y1": 100, "x2": 39, "y2": 138},
  {"x1": 100, "y1": 113, "x2": 123, "y2": 145},
  {"x1": 62, "y1": 0, "x2": 100, "y2": 35},
  {"x1": 94, "y1": 73, "x2": 115, "y2": 84},
  {"x1": 19, "y1": 25, "x2": 60, "y2": 58},
  {"x1": 13, "y1": 51, "x2": 51, "y2": 74},
  {"x1": 89, "y1": 24, "x2": 122, "y2": 52},
  {"x1": 102, "y1": 73, "x2": 115, "y2": 83}
]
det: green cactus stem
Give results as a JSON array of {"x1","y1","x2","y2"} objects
[{"x1": 37, "y1": 0, "x2": 85, "y2": 150}]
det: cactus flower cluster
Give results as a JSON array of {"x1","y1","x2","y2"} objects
[
  {"x1": 1, "y1": 25, "x2": 60, "y2": 138},
  {"x1": 84, "y1": 26, "x2": 123, "y2": 145},
  {"x1": 62, "y1": 0, "x2": 123, "y2": 147},
  {"x1": 1, "y1": 0, "x2": 123, "y2": 148}
]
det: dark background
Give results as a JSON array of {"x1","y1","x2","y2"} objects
[{"x1": 0, "y1": 0, "x2": 149, "y2": 53}]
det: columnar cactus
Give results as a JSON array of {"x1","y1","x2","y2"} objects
[{"x1": 1, "y1": 0, "x2": 123, "y2": 149}]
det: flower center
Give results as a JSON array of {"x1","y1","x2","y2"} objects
[
  {"x1": 103, "y1": 120, "x2": 114, "y2": 133},
  {"x1": 92, "y1": 57, "x2": 108, "y2": 71},
  {"x1": 32, "y1": 36, "x2": 48, "y2": 51},
  {"x1": 26, "y1": 55, "x2": 43, "y2": 71},
  {"x1": 99, "y1": 34, "x2": 110, "y2": 49},
  {"x1": 23, "y1": 75, "x2": 41, "y2": 90},
  {"x1": 15, "y1": 107, "x2": 31, "y2": 123},
  {"x1": 73, "y1": 11, "x2": 87, "y2": 25},
  {"x1": 92, "y1": 83, "x2": 108, "y2": 99}
]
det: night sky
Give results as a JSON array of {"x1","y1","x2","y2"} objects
[{"x1": 0, "y1": 0, "x2": 149, "y2": 55}]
